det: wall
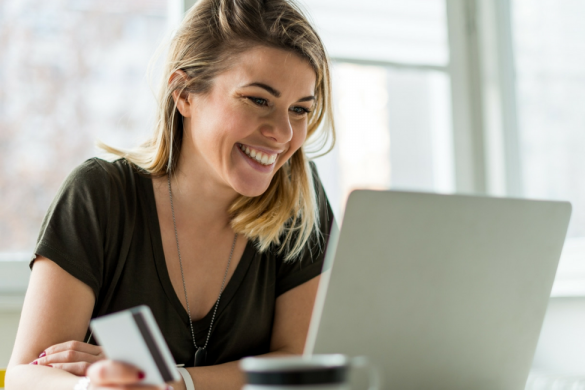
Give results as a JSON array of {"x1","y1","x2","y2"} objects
[
  {"x1": 532, "y1": 297, "x2": 585, "y2": 377},
  {"x1": 0, "y1": 313, "x2": 20, "y2": 367},
  {"x1": 0, "y1": 260, "x2": 29, "y2": 368}
]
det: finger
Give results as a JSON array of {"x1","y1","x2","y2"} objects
[
  {"x1": 36, "y1": 350, "x2": 103, "y2": 366},
  {"x1": 49, "y1": 361, "x2": 92, "y2": 376},
  {"x1": 87, "y1": 360, "x2": 146, "y2": 386},
  {"x1": 43, "y1": 340, "x2": 103, "y2": 357}
]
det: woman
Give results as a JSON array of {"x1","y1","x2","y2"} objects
[{"x1": 5, "y1": 0, "x2": 335, "y2": 389}]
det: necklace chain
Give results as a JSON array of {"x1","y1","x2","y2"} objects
[{"x1": 167, "y1": 175, "x2": 237, "y2": 350}]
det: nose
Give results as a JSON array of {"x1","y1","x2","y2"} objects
[{"x1": 261, "y1": 109, "x2": 293, "y2": 144}]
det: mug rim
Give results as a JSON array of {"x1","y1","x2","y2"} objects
[{"x1": 240, "y1": 354, "x2": 349, "y2": 372}]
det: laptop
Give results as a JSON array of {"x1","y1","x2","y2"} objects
[{"x1": 305, "y1": 190, "x2": 571, "y2": 390}]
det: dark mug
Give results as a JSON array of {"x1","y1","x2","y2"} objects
[{"x1": 240, "y1": 354, "x2": 380, "y2": 390}]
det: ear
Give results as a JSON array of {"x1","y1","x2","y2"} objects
[{"x1": 169, "y1": 70, "x2": 192, "y2": 118}]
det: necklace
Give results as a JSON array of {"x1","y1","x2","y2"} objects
[{"x1": 167, "y1": 175, "x2": 237, "y2": 366}]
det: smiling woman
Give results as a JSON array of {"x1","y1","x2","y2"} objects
[
  {"x1": 5, "y1": 1, "x2": 335, "y2": 390},
  {"x1": 102, "y1": 7, "x2": 334, "y2": 261}
]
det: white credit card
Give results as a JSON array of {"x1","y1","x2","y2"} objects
[{"x1": 90, "y1": 305, "x2": 181, "y2": 385}]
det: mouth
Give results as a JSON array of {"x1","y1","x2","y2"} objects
[{"x1": 237, "y1": 143, "x2": 279, "y2": 166}]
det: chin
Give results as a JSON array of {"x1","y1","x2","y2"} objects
[{"x1": 230, "y1": 176, "x2": 272, "y2": 198}]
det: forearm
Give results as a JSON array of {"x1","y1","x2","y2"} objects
[
  {"x1": 181, "y1": 350, "x2": 295, "y2": 390},
  {"x1": 5, "y1": 364, "x2": 80, "y2": 390}
]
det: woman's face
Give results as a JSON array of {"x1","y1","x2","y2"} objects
[{"x1": 177, "y1": 45, "x2": 317, "y2": 197}]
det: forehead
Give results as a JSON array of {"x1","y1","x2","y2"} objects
[{"x1": 219, "y1": 46, "x2": 317, "y2": 96}]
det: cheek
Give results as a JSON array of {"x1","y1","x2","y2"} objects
[
  {"x1": 196, "y1": 102, "x2": 254, "y2": 147},
  {"x1": 279, "y1": 122, "x2": 308, "y2": 165},
  {"x1": 217, "y1": 99, "x2": 260, "y2": 136},
  {"x1": 291, "y1": 122, "x2": 308, "y2": 151}
]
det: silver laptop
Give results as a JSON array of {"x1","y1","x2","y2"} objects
[{"x1": 305, "y1": 190, "x2": 571, "y2": 390}]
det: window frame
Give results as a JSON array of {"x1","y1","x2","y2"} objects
[
  {"x1": 2, "y1": 0, "x2": 581, "y2": 313},
  {"x1": 181, "y1": 0, "x2": 585, "y2": 297},
  {"x1": 447, "y1": 0, "x2": 585, "y2": 296}
]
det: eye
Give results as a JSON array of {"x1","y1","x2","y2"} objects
[
  {"x1": 247, "y1": 97, "x2": 268, "y2": 107},
  {"x1": 289, "y1": 106, "x2": 311, "y2": 116}
]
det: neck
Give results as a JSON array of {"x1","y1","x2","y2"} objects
[{"x1": 167, "y1": 143, "x2": 239, "y2": 232}]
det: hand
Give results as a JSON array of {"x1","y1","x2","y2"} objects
[
  {"x1": 32, "y1": 340, "x2": 105, "y2": 376},
  {"x1": 86, "y1": 360, "x2": 173, "y2": 390}
]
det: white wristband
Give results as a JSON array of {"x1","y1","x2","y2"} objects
[
  {"x1": 73, "y1": 376, "x2": 91, "y2": 390},
  {"x1": 177, "y1": 367, "x2": 195, "y2": 390}
]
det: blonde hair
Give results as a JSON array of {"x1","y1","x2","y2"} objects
[{"x1": 101, "y1": 0, "x2": 335, "y2": 261}]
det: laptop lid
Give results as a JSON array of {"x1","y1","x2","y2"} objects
[{"x1": 305, "y1": 190, "x2": 571, "y2": 390}]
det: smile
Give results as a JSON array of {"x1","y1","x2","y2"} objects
[{"x1": 238, "y1": 144, "x2": 278, "y2": 166}]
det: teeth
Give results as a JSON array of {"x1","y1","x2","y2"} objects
[{"x1": 239, "y1": 144, "x2": 277, "y2": 166}]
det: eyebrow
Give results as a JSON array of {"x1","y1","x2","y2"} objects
[{"x1": 242, "y1": 82, "x2": 315, "y2": 103}]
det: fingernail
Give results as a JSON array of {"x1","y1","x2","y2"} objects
[
  {"x1": 138, "y1": 371, "x2": 145, "y2": 380},
  {"x1": 38, "y1": 351, "x2": 46, "y2": 358},
  {"x1": 47, "y1": 364, "x2": 53, "y2": 368},
  {"x1": 30, "y1": 360, "x2": 38, "y2": 365},
  {"x1": 166, "y1": 386, "x2": 174, "y2": 390}
]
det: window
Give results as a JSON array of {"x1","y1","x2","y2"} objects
[
  {"x1": 317, "y1": 63, "x2": 453, "y2": 218},
  {"x1": 1, "y1": 0, "x2": 582, "y2": 294},
  {"x1": 300, "y1": 0, "x2": 453, "y2": 218},
  {"x1": 512, "y1": 0, "x2": 585, "y2": 293},
  {"x1": 0, "y1": 0, "x2": 168, "y2": 257}
]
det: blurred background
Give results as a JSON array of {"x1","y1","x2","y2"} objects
[{"x1": 0, "y1": 0, "x2": 584, "y2": 387}]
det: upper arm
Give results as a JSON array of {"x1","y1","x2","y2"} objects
[
  {"x1": 8, "y1": 256, "x2": 95, "y2": 367},
  {"x1": 8, "y1": 159, "x2": 115, "y2": 367},
  {"x1": 270, "y1": 275, "x2": 320, "y2": 354}
]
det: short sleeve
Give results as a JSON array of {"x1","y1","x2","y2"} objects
[
  {"x1": 31, "y1": 158, "x2": 110, "y2": 298},
  {"x1": 275, "y1": 162, "x2": 335, "y2": 297}
]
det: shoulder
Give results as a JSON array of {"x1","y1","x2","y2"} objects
[
  {"x1": 289, "y1": 160, "x2": 334, "y2": 260},
  {"x1": 53, "y1": 158, "x2": 146, "y2": 217},
  {"x1": 307, "y1": 161, "x2": 333, "y2": 224},
  {"x1": 72, "y1": 157, "x2": 139, "y2": 180},
  {"x1": 65, "y1": 157, "x2": 142, "y2": 191}
]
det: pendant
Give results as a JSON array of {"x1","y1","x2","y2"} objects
[{"x1": 194, "y1": 347, "x2": 207, "y2": 366}]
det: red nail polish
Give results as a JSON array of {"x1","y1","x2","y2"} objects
[
  {"x1": 39, "y1": 351, "x2": 46, "y2": 358},
  {"x1": 138, "y1": 371, "x2": 145, "y2": 380},
  {"x1": 30, "y1": 360, "x2": 38, "y2": 365}
]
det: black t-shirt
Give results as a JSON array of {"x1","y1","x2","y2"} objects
[{"x1": 31, "y1": 158, "x2": 333, "y2": 367}]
